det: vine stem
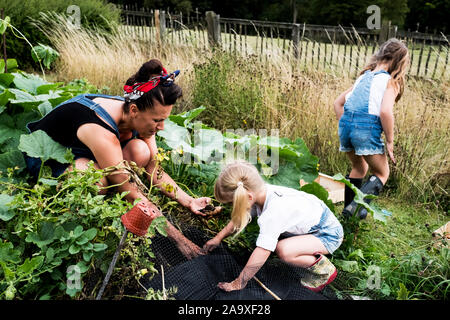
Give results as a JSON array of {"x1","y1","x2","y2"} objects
[
  {"x1": 1, "y1": 18, "x2": 46, "y2": 79},
  {"x1": 0, "y1": 181, "x2": 35, "y2": 193}
]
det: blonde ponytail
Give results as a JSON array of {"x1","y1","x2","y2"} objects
[
  {"x1": 214, "y1": 160, "x2": 265, "y2": 236},
  {"x1": 231, "y1": 182, "x2": 252, "y2": 235}
]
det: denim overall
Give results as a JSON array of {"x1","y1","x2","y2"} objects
[
  {"x1": 25, "y1": 94, "x2": 137, "y2": 178},
  {"x1": 338, "y1": 70, "x2": 389, "y2": 155}
]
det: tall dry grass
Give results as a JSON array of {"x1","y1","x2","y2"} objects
[
  {"x1": 33, "y1": 13, "x2": 206, "y2": 97},
  {"x1": 37, "y1": 14, "x2": 449, "y2": 206}
]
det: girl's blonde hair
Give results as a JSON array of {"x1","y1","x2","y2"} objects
[
  {"x1": 360, "y1": 38, "x2": 409, "y2": 102},
  {"x1": 214, "y1": 160, "x2": 265, "y2": 235}
]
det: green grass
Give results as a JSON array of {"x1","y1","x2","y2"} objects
[
  {"x1": 332, "y1": 197, "x2": 449, "y2": 300},
  {"x1": 350, "y1": 198, "x2": 445, "y2": 256}
]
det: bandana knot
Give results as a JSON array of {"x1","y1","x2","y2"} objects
[{"x1": 123, "y1": 67, "x2": 180, "y2": 101}]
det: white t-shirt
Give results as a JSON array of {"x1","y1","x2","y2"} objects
[
  {"x1": 345, "y1": 71, "x2": 391, "y2": 116},
  {"x1": 250, "y1": 184, "x2": 325, "y2": 252}
]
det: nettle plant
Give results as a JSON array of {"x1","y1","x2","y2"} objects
[
  {"x1": 0, "y1": 134, "x2": 169, "y2": 299},
  {"x1": 0, "y1": 158, "x2": 130, "y2": 299}
]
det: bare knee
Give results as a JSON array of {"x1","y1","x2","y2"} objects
[
  {"x1": 122, "y1": 139, "x2": 151, "y2": 168},
  {"x1": 372, "y1": 164, "x2": 389, "y2": 184},
  {"x1": 275, "y1": 241, "x2": 294, "y2": 263}
]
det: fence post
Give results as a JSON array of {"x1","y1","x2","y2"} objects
[
  {"x1": 378, "y1": 20, "x2": 391, "y2": 44},
  {"x1": 160, "y1": 10, "x2": 166, "y2": 43},
  {"x1": 154, "y1": 10, "x2": 160, "y2": 44},
  {"x1": 292, "y1": 24, "x2": 300, "y2": 59},
  {"x1": 206, "y1": 11, "x2": 221, "y2": 46}
]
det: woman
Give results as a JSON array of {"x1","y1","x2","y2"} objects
[{"x1": 25, "y1": 59, "x2": 211, "y2": 258}]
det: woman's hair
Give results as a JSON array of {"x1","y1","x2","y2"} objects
[
  {"x1": 124, "y1": 59, "x2": 182, "y2": 112},
  {"x1": 214, "y1": 160, "x2": 266, "y2": 235},
  {"x1": 360, "y1": 38, "x2": 409, "y2": 102}
]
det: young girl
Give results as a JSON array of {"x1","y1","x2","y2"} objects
[
  {"x1": 203, "y1": 160, "x2": 344, "y2": 292},
  {"x1": 333, "y1": 38, "x2": 409, "y2": 219}
]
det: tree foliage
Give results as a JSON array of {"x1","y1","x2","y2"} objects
[{"x1": 109, "y1": 0, "x2": 447, "y2": 31}]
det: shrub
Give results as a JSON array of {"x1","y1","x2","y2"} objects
[
  {"x1": 0, "y1": 0, "x2": 121, "y2": 70},
  {"x1": 191, "y1": 52, "x2": 266, "y2": 130}
]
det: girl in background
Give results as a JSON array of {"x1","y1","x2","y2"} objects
[{"x1": 333, "y1": 39, "x2": 409, "y2": 218}]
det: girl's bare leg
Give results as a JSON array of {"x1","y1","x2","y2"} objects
[
  {"x1": 275, "y1": 234, "x2": 328, "y2": 267},
  {"x1": 346, "y1": 150, "x2": 369, "y2": 179},
  {"x1": 362, "y1": 153, "x2": 390, "y2": 184}
]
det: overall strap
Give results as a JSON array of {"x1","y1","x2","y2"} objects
[
  {"x1": 78, "y1": 94, "x2": 121, "y2": 138},
  {"x1": 373, "y1": 69, "x2": 390, "y2": 76},
  {"x1": 84, "y1": 93, "x2": 125, "y2": 101},
  {"x1": 26, "y1": 94, "x2": 123, "y2": 140}
]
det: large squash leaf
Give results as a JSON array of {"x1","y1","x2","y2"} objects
[{"x1": 18, "y1": 130, "x2": 72, "y2": 164}]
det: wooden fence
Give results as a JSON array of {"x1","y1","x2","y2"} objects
[{"x1": 118, "y1": 4, "x2": 449, "y2": 80}]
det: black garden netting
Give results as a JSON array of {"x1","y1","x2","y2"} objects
[{"x1": 140, "y1": 214, "x2": 352, "y2": 301}]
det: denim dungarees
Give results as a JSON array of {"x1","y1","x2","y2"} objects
[
  {"x1": 25, "y1": 94, "x2": 138, "y2": 178},
  {"x1": 338, "y1": 70, "x2": 389, "y2": 156}
]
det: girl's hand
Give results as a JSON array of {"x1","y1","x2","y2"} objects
[
  {"x1": 188, "y1": 197, "x2": 212, "y2": 216},
  {"x1": 218, "y1": 278, "x2": 245, "y2": 292},
  {"x1": 386, "y1": 141, "x2": 395, "y2": 164},
  {"x1": 202, "y1": 238, "x2": 221, "y2": 253}
]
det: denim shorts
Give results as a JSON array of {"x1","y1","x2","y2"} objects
[
  {"x1": 338, "y1": 111, "x2": 385, "y2": 156},
  {"x1": 307, "y1": 204, "x2": 344, "y2": 254}
]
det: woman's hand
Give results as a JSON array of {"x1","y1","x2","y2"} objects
[
  {"x1": 218, "y1": 278, "x2": 246, "y2": 292},
  {"x1": 202, "y1": 237, "x2": 221, "y2": 253},
  {"x1": 188, "y1": 197, "x2": 212, "y2": 216},
  {"x1": 176, "y1": 238, "x2": 205, "y2": 260}
]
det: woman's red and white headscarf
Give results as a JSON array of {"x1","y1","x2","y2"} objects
[{"x1": 123, "y1": 67, "x2": 180, "y2": 102}]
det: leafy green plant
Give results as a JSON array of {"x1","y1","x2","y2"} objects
[
  {"x1": 0, "y1": 152, "x2": 172, "y2": 299},
  {"x1": 18, "y1": 130, "x2": 73, "y2": 180},
  {"x1": 0, "y1": 58, "x2": 18, "y2": 74},
  {"x1": 31, "y1": 44, "x2": 60, "y2": 70},
  {"x1": 333, "y1": 173, "x2": 388, "y2": 223},
  {"x1": 158, "y1": 106, "x2": 321, "y2": 190}
]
